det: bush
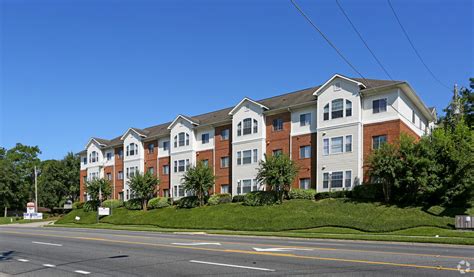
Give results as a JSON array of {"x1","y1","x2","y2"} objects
[
  {"x1": 124, "y1": 198, "x2": 142, "y2": 210},
  {"x1": 289, "y1": 189, "x2": 316, "y2": 200},
  {"x1": 102, "y1": 199, "x2": 123, "y2": 209},
  {"x1": 148, "y1": 197, "x2": 170, "y2": 209},
  {"x1": 176, "y1": 196, "x2": 199, "y2": 209},
  {"x1": 232, "y1": 195, "x2": 246, "y2": 203},
  {"x1": 315, "y1": 190, "x2": 350, "y2": 201},
  {"x1": 208, "y1": 193, "x2": 232, "y2": 205},
  {"x1": 83, "y1": 200, "x2": 100, "y2": 212},
  {"x1": 351, "y1": 183, "x2": 383, "y2": 200},
  {"x1": 244, "y1": 191, "x2": 278, "y2": 206},
  {"x1": 72, "y1": 201, "x2": 84, "y2": 210}
]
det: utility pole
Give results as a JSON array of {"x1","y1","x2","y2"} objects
[{"x1": 34, "y1": 166, "x2": 38, "y2": 212}]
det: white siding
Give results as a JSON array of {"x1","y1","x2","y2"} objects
[
  {"x1": 195, "y1": 127, "x2": 215, "y2": 151},
  {"x1": 290, "y1": 105, "x2": 317, "y2": 136},
  {"x1": 361, "y1": 88, "x2": 399, "y2": 124}
]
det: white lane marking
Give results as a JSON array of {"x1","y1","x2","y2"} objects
[
  {"x1": 32, "y1": 241, "x2": 62, "y2": 247},
  {"x1": 253, "y1": 247, "x2": 313, "y2": 252},
  {"x1": 17, "y1": 259, "x2": 29, "y2": 262},
  {"x1": 42, "y1": 264, "x2": 56, "y2": 267},
  {"x1": 189, "y1": 260, "x2": 275, "y2": 271},
  {"x1": 74, "y1": 270, "x2": 91, "y2": 275},
  {"x1": 172, "y1": 242, "x2": 221, "y2": 246}
]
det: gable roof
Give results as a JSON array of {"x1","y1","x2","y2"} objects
[
  {"x1": 167, "y1": 114, "x2": 200, "y2": 130},
  {"x1": 228, "y1": 97, "x2": 269, "y2": 115},
  {"x1": 120, "y1": 127, "x2": 149, "y2": 140},
  {"x1": 313, "y1": 74, "x2": 366, "y2": 96}
]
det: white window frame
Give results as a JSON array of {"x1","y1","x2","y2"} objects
[
  {"x1": 300, "y1": 113, "x2": 311, "y2": 127},
  {"x1": 330, "y1": 137, "x2": 343, "y2": 154},
  {"x1": 299, "y1": 145, "x2": 311, "y2": 159},
  {"x1": 345, "y1": 135, "x2": 352, "y2": 152},
  {"x1": 373, "y1": 98, "x2": 387, "y2": 114}
]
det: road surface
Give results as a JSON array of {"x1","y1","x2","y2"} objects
[{"x1": 0, "y1": 225, "x2": 472, "y2": 276}]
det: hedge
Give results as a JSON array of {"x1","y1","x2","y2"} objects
[
  {"x1": 244, "y1": 191, "x2": 278, "y2": 206},
  {"x1": 124, "y1": 198, "x2": 142, "y2": 210},
  {"x1": 72, "y1": 201, "x2": 84, "y2": 210},
  {"x1": 289, "y1": 189, "x2": 316, "y2": 200},
  {"x1": 83, "y1": 200, "x2": 100, "y2": 212},
  {"x1": 176, "y1": 196, "x2": 200, "y2": 209},
  {"x1": 102, "y1": 199, "x2": 123, "y2": 209},
  {"x1": 232, "y1": 195, "x2": 246, "y2": 203},
  {"x1": 208, "y1": 193, "x2": 232, "y2": 205},
  {"x1": 148, "y1": 197, "x2": 170, "y2": 209}
]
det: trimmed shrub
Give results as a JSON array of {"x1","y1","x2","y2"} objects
[
  {"x1": 232, "y1": 195, "x2": 246, "y2": 203},
  {"x1": 102, "y1": 199, "x2": 123, "y2": 209},
  {"x1": 208, "y1": 193, "x2": 232, "y2": 205},
  {"x1": 176, "y1": 196, "x2": 199, "y2": 209},
  {"x1": 244, "y1": 191, "x2": 278, "y2": 206},
  {"x1": 351, "y1": 183, "x2": 383, "y2": 200},
  {"x1": 72, "y1": 201, "x2": 84, "y2": 210},
  {"x1": 289, "y1": 189, "x2": 316, "y2": 200},
  {"x1": 83, "y1": 200, "x2": 100, "y2": 212},
  {"x1": 315, "y1": 190, "x2": 350, "y2": 201},
  {"x1": 148, "y1": 197, "x2": 170, "y2": 209},
  {"x1": 124, "y1": 198, "x2": 142, "y2": 210}
]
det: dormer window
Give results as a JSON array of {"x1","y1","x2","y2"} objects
[
  {"x1": 174, "y1": 132, "x2": 190, "y2": 148},
  {"x1": 126, "y1": 143, "x2": 138, "y2": 156},
  {"x1": 89, "y1": 151, "x2": 98, "y2": 163},
  {"x1": 238, "y1": 118, "x2": 258, "y2": 136},
  {"x1": 331, "y1": 99, "x2": 344, "y2": 119}
]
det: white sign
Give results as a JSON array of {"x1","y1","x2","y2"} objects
[
  {"x1": 98, "y1": 207, "x2": 110, "y2": 216},
  {"x1": 23, "y1": 213, "x2": 43, "y2": 220},
  {"x1": 26, "y1": 202, "x2": 36, "y2": 214}
]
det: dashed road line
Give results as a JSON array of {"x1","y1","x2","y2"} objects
[
  {"x1": 74, "y1": 270, "x2": 91, "y2": 275},
  {"x1": 42, "y1": 263, "x2": 56, "y2": 267},
  {"x1": 17, "y1": 258, "x2": 29, "y2": 262},
  {"x1": 189, "y1": 260, "x2": 275, "y2": 271},
  {"x1": 32, "y1": 241, "x2": 62, "y2": 247}
]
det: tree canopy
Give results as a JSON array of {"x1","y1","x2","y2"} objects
[
  {"x1": 128, "y1": 171, "x2": 159, "y2": 211},
  {"x1": 182, "y1": 161, "x2": 215, "y2": 206}
]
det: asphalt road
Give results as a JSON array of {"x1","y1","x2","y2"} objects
[{"x1": 0, "y1": 225, "x2": 472, "y2": 276}]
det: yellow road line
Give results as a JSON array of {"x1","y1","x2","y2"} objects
[
  {"x1": 13, "y1": 228, "x2": 473, "y2": 261},
  {"x1": 0, "y1": 230, "x2": 469, "y2": 273}
]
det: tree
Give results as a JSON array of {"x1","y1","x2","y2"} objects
[
  {"x1": 256, "y1": 154, "x2": 298, "y2": 203},
  {"x1": 62, "y1": 152, "x2": 80, "y2": 202},
  {"x1": 182, "y1": 162, "x2": 214, "y2": 206},
  {"x1": 85, "y1": 178, "x2": 112, "y2": 203},
  {"x1": 37, "y1": 160, "x2": 67, "y2": 210},
  {"x1": 128, "y1": 172, "x2": 159, "y2": 211}
]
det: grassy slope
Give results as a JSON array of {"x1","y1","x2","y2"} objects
[{"x1": 57, "y1": 199, "x2": 457, "y2": 232}]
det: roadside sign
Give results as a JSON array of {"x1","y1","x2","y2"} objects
[
  {"x1": 26, "y1": 202, "x2": 35, "y2": 213},
  {"x1": 98, "y1": 207, "x2": 110, "y2": 216},
  {"x1": 63, "y1": 200, "x2": 73, "y2": 209},
  {"x1": 23, "y1": 213, "x2": 43, "y2": 220}
]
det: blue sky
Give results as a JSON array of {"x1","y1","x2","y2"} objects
[{"x1": 1, "y1": 0, "x2": 472, "y2": 160}]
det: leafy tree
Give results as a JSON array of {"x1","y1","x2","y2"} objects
[
  {"x1": 85, "y1": 178, "x2": 112, "y2": 203},
  {"x1": 62, "y1": 152, "x2": 80, "y2": 202},
  {"x1": 37, "y1": 160, "x2": 67, "y2": 210},
  {"x1": 256, "y1": 154, "x2": 298, "y2": 203},
  {"x1": 128, "y1": 172, "x2": 159, "y2": 211},
  {"x1": 182, "y1": 162, "x2": 214, "y2": 206}
]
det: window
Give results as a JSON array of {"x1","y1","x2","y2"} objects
[
  {"x1": 323, "y1": 104, "x2": 329, "y2": 121},
  {"x1": 253, "y1": 149, "x2": 258, "y2": 163},
  {"x1": 83, "y1": 157, "x2": 87, "y2": 164},
  {"x1": 221, "y1": 185, "x2": 229, "y2": 194},
  {"x1": 243, "y1": 118, "x2": 252, "y2": 135},
  {"x1": 345, "y1": 135, "x2": 352, "y2": 152},
  {"x1": 334, "y1": 82, "x2": 341, "y2": 91},
  {"x1": 345, "y1": 171, "x2": 352, "y2": 188},
  {"x1": 174, "y1": 161, "x2": 177, "y2": 173},
  {"x1": 253, "y1": 119, "x2": 258, "y2": 133},
  {"x1": 331, "y1": 99, "x2": 344, "y2": 119},
  {"x1": 162, "y1": 165, "x2": 169, "y2": 175},
  {"x1": 331, "y1": 171, "x2": 343, "y2": 188},
  {"x1": 126, "y1": 143, "x2": 138, "y2": 156},
  {"x1": 331, "y1": 137, "x2": 343, "y2": 154},
  {"x1": 148, "y1": 167, "x2": 154, "y2": 174},
  {"x1": 241, "y1": 179, "x2": 252, "y2": 194},
  {"x1": 148, "y1": 143, "x2": 155, "y2": 154},
  {"x1": 201, "y1": 133, "x2": 209, "y2": 144},
  {"x1": 220, "y1": 156, "x2": 229, "y2": 168},
  {"x1": 237, "y1": 122, "x2": 242, "y2": 136},
  {"x1": 323, "y1": 139, "x2": 329, "y2": 156},
  {"x1": 221, "y1": 129, "x2": 229, "y2": 140},
  {"x1": 174, "y1": 136, "x2": 177, "y2": 148},
  {"x1": 163, "y1": 189, "x2": 170, "y2": 198},
  {"x1": 176, "y1": 160, "x2": 186, "y2": 172},
  {"x1": 237, "y1": 151, "x2": 241, "y2": 165},
  {"x1": 237, "y1": 179, "x2": 258, "y2": 195},
  {"x1": 106, "y1": 173, "x2": 112, "y2": 181},
  {"x1": 118, "y1": 149, "x2": 123, "y2": 159},
  {"x1": 272, "y1": 149, "x2": 282, "y2": 156},
  {"x1": 300, "y1": 113, "x2": 311, "y2": 126},
  {"x1": 372, "y1": 135, "x2": 387, "y2": 150},
  {"x1": 300, "y1": 145, "x2": 311, "y2": 159},
  {"x1": 89, "y1": 151, "x2": 98, "y2": 163},
  {"x1": 163, "y1": 141, "x2": 170, "y2": 151},
  {"x1": 299, "y1": 178, "x2": 310, "y2": 189},
  {"x1": 202, "y1": 159, "x2": 209, "y2": 167},
  {"x1": 118, "y1": 171, "x2": 123, "y2": 180},
  {"x1": 106, "y1": 152, "x2": 112, "y2": 161},
  {"x1": 186, "y1": 159, "x2": 190, "y2": 171},
  {"x1": 323, "y1": 173, "x2": 329, "y2": 189},
  {"x1": 373, "y1": 98, "x2": 387, "y2": 113},
  {"x1": 346, "y1": 100, "x2": 352, "y2": 117},
  {"x1": 273, "y1": 118, "x2": 283, "y2": 131},
  {"x1": 242, "y1": 150, "x2": 252, "y2": 164},
  {"x1": 412, "y1": 110, "x2": 416, "y2": 123}
]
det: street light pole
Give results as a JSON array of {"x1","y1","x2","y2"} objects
[{"x1": 34, "y1": 166, "x2": 38, "y2": 212}]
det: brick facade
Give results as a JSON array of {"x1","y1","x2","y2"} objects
[
  {"x1": 265, "y1": 112, "x2": 291, "y2": 156},
  {"x1": 291, "y1": 133, "x2": 317, "y2": 189},
  {"x1": 214, "y1": 124, "x2": 232, "y2": 194},
  {"x1": 158, "y1": 156, "x2": 170, "y2": 197},
  {"x1": 114, "y1": 147, "x2": 124, "y2": 200},
  {"x1": 79, "y1": 170, "x2": 87, "y2": 202}
]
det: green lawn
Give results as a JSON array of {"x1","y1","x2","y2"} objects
[{"x1": 56, "y1": 199, "x2": 460, "y2": 232}]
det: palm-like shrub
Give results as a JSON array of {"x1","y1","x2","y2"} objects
[
  {"x1": 85, "y1": 178, "x2": 112, "y2": 202},
  {"x1": 127, "y1": 172, "x2": 160, "y2": 211},
  {"x1": 182, "y1": 161, "x2": 215, "y2": 206},
  {"x1": 256, "y1": 154, "x2": 298, "y2": 203}
]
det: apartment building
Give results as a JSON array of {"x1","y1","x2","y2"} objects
[{"x1": 79, "y1": 74, "x2": 436, "y2": 202}]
